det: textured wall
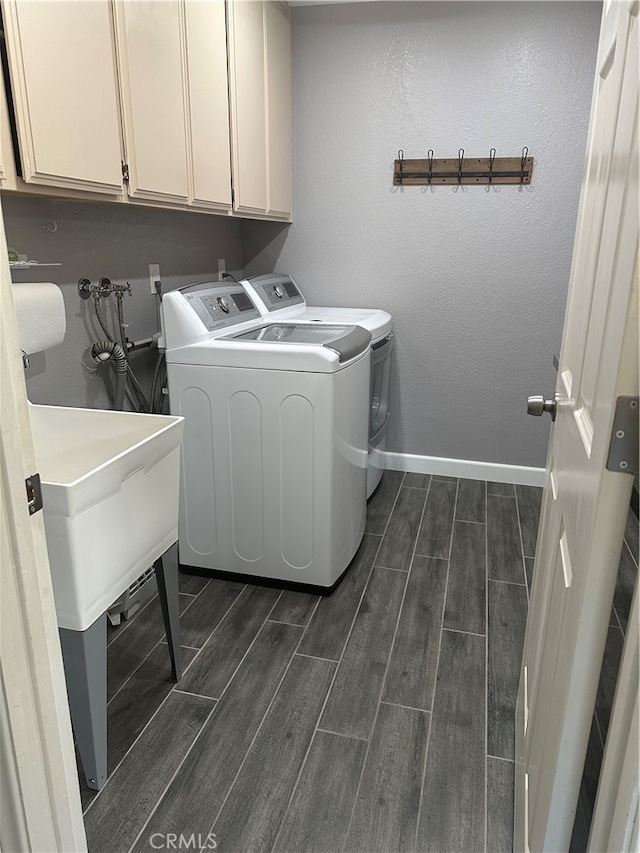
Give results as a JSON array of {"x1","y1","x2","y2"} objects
[
  {"x1": 4, "y1": 196, "x2": 242, "y2": 410},
  {"x1": 242, "y1": 1, "x2": 602, "y2": 468}
]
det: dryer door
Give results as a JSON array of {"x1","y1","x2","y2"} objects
[{"x1": 371, "y1": 333, "x2": 393, "y2": 440}]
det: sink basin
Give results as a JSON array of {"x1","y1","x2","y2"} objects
[{"x1": 30, "y1": 404, "x2": 184, "y2": 631}]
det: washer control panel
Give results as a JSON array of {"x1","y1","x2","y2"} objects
[
  {"x1": 181, "y1": 282, "x2": 261, "y2": 330},
  {"x1": 246, "y1": 274, "x2": 305, "y2": 312}
]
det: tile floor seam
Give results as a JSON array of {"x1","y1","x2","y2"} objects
[
  {"x1": 443, "y1": 626, "x2": 487, "y2": 639},
  {"x1": 106, "y1": 636, "x2": 165, "y2": 708},
  {"x1": 624, "y1": 535, "x2": 639, "y2": 570},
  {"x1": 160, "y1": 641, "x2": 201, "y2": 652},
  {"x1": 172, "y1": 686, "x2": 217, "y2": 701},
  {"x1": 191, "y1": 607, "x2": 291, "y2": 711},
  {"x1": 372, "y1": 563, "x2": 409, "y2": 573},
  {"x1": 487, "y1": 754, "x2": 515, "y2": 763},
  {"x1": 125, "y1": 699, "x2": 219, "y2": 853},
  {"x1": 414, "y1": 477, "x2": 460, "y2": 851},
  {"x1": 295, "y1": 652, "x2": 339, "y2": 663},
  {"x1": 85, "y1": 663, "x2": 208, "y2": 818},
  {"x1": 454, "y1": 518, "x2": 486, "y2": 526},
  {"x1": 296, "y1": 545, "x2": 382, "y2": 767},
  {"x1": 260, "y1": 653, "x2": 342, "y2": 853},
  {"x1": 380, "y1": 699, "x2": 432, "y2": 715},
  {"x1": 341, "y1": 475, "x2": 428, "y2": 849},
  {"x1": 106, "y1": 590, "x2": 166, "y2": 649},
  {"x1": 205, "y1": 627, "x2": 309, "y2": 847},
  {"x1": 267, "y1": 617, "x2": 313, "y2": 628},
  {"x1": 266, "y1": 589, "x2": 285, "y2": 622},
  {"x1": 488, "y1": 578, "x2": 527, "y2": 587},
  {"x1": 176, "y1": 584, "x2": 272, "y2": 703},
  {"x1": 181, "y1": 584, "x2": 247, "y2": 656},
  {"x1": 342, "y1": 567, "x2": 413, "y2": 847},
  {"x1": 314, "y1": 727, "x2": 368, "y2": 742},
  {"x1": 513, "y1": 487, "x2": 531, "y2": 602},
  {"x1": 83, "y1": 645, "x2": 203, "y2": 812}
]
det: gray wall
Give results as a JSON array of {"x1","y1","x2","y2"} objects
[
  {"x1": 4, "y1": 196, "x2": 242, "y2": 409},
  {"x1": 242, "y1": 1, "x2": 602, "y2": 468}
]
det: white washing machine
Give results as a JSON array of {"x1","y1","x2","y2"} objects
[
  {"x1": 161, "y1": 281, "x2": 371, "y2": 590},
  {"x1": 240, "y1": 274, "x2": 393, "y2": 498}
]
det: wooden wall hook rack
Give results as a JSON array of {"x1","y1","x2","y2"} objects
[{"x1": 394, "y1": 148, "x2": 533, "y2": 186}]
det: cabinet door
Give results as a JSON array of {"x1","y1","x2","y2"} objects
[
  {"x1": 184, "y1": 0, "x2": 232, "y2": 210},
  {"x1": 228, "y1": 0, "x2": 293, "y2": 220},
  {"x1": 114, "y1": 0, "x2": 189, "y2": 203},
  {"x1": 0, "y1": 60, "x2": 18, "y2": 191},
  {"x1": 2, "y1": 0, "x2": 123, "y2": 193},
  {"x1": 265, "y1": 1, "x2": 292, "y2": 218},
  {"x1": 228, "y1": 0, "x2": 269, "y2": 215}
]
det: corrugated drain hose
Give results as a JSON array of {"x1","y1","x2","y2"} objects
[
  {"x1": 94, "y1": 297, "x2": 150, "y2": 412},
  {"x1": 91, "y1": 341, "x2": 128, "y2": 411}
]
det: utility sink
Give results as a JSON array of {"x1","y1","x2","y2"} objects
[{"x1": 30, "y1": 404, "x2": 184, "y2": 631}]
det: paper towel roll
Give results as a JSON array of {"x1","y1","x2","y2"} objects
[{"x1": 12, "y1": 282, "x2": 66, "y2": 353}]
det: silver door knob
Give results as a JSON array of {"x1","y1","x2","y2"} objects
[{"x1": 527, "y1": 395, "x2": 557, "y2": 421}]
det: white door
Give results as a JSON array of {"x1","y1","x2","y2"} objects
[
  {"x1": 514, "y1": 1, "x2": 639, "y2": 851},
  {"x1": 0, "y1": 203, "x2": 87, "y2": 851},
  {"x1": 2, "y1": 0, "x2": 124, "y2": 194}
]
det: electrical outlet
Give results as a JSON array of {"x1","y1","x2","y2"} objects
[
  {"x1": 149, "y1": 263, "x2": 160, "y2": 295},
  {"x1": 218, "y1": 258, "x2": 226, "y2": 281}
]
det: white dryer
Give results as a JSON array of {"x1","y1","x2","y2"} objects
[
  {"x1": 161, "y1": 281, "x2": 371, "y2": 590},
  {"x1": 240, "y1": 274, "x2": 393, "y2": 498}
]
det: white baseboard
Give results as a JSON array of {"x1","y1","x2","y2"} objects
[{"x1": 382, "y1": 451, "x2": 545, "y2": 487}]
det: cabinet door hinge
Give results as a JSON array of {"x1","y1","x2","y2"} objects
[
  {"x1": 606, "y1": 396, "x2": 639, "y2": 474},
  {"x1": 121, "y1": 161, "x2": 130, "y2": 183},
  {"x1": 26, "y1": 473, "x2": 43, "y2": 515}
]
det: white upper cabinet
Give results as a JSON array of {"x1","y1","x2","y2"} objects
[
  {"x1": 2, "y1": 0, "x2": 289, "y2": 219},
  {"x1": 113, "y1": 0, "x2": 189, "y2": 204},
  {"x1": 2, "y1": 0, "x2": 124, "y2": 193},
  {"x1": 228, "y1": 0, "x2": 292, "y2": 220}
]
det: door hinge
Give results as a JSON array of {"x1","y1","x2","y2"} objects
[
  {"x1": 606, "y1": 396, "x2": 639, "y2": 474},
  {"x1": 121, "y1": 161, "x2": 129, "y2": 183},
  {"x1": 26, "y1": 473, "x2": 43, "y2": 515}
]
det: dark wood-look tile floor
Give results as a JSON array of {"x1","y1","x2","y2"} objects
[{"x1": 82, "y1": 472, "x2": 543, "y2": 852}]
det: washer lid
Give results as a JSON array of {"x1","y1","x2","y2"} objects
[
  {"x1": 300, "y1": 307, "x2": 393, "y2": 341},
  {"x1": 166, "y1": 323, "x2": 372, "y2": 372},
  {"x1": 228, "y1": 322, "x2": 370, "y2": 362}
]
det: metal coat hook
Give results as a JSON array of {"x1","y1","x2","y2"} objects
[
  {"x1": 392, "y1": 148, "x2": 533, "y2": 185},
  {"x1": 520, "y1": 146, "x2": 529, "y2": 183},
  {"x1": 488, "y1": 148, "x2": 496, "y2": 184},
  {"x1": 457, "y1": 149, "x2": 464, "y2": 184}
]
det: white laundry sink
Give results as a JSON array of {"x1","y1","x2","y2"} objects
[{"x1": 30, "y1": 404, "x2": 184, "y2": 632}]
